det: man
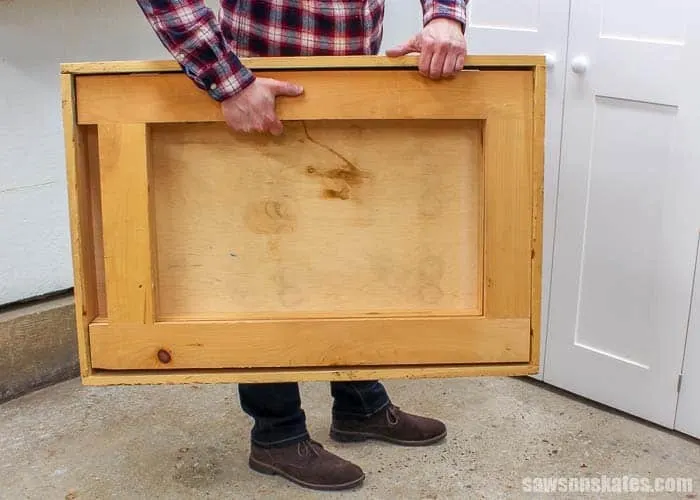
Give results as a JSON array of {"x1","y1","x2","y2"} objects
[{"x1": 136, "y1": 0, "x2": 469, "y2": 491}]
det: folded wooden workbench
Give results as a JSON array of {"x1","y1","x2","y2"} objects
[{"x1": 60, "y1": 54, "x2": 546, "y2": 386}]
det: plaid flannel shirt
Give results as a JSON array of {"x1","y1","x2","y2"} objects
[{"x1": 136, "y1": 0, "x2": 469, "y2": 102}]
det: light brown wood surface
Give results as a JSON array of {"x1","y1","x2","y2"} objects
[
  {"x1": 61, "y1": 74, "x2": 96, "y2": 377},
  {"x1": 152, "y1": 120, "x2": 482, "y2": 318},
  {"x1": 74, "y1": 70, "x2": 531, "y2": 125},
  {"x1": 61, "y1": 54, "x2": 546, "y2": 74},
  {"x1": 82, "y1": 363, "x2": 539, "y2": 386},
  {"x1": 88, "y1": 318, "x2": 530, "y2": 370},
  {"x1": 98, "y1": 124, "x2": 157, "y2": 323},
  {"x1": 483, "y1": 115, "x2": 532, "y2": 318},
  {"x1": 61, "y1": 55, "x2": 546, "y2": 382},
  {"x1": 530, "y1": 65, "x2": 547, "y2": 365},
  {"x1": 84, "y1": 126, "x2": 107, "y2": 318}
]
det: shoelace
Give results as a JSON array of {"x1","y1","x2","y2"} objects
[
  {"x1": 387, "y1": 405, "x2": 401, "y2": 426},
  {"x1": 297, "y1": 439, "x2": 322, "y2": 458}
]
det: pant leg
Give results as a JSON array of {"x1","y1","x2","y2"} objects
[
  {"x1": 238, "y1": 382, "x2": 310, "y2": 448},
  {"x1": 330, "y1": 380, "x2": 391, "y2": 419}
]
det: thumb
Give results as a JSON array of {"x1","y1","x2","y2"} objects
[
  {"x1": 386, "y1": 36, "x2": 421, "y2": 57},
  {"x1": 270, "y1": 80, "x2": 304, "y2": 97}
]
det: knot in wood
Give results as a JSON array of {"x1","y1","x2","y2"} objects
[{"x1": 157, "y1": 349, "x2": 172, "y2": 364}]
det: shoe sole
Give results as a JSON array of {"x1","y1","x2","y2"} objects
[
  {"x1": 248, "y1": 456, "x2": 365, "y2": 492},
  {"x1": 329, "y1": 428, "x2": 447, "y2": 446}
]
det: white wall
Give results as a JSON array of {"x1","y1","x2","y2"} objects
[
  {"x1": 0, "y1": 0, "x2": 425, "y2": 305},
  {"x1": 0, "y1": 0, "x2": 172, "y2": 305}
]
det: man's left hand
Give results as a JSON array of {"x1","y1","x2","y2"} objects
[{"x1": 386, "y1": 18, "x2": 466, "y2": 79}]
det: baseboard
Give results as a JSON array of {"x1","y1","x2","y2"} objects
[{"x1": 0, "y1": 293, "x2": 79, "y2": 403}]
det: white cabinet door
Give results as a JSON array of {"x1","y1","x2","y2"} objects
[
  {"x1": 675, "y1": 238, "x2": 700, "y2": 439},
  {"x1": 467, "y1": 0, "x2": 571, "y2": 378},
  {"x1": 545, "y1": 0, "x2": 700, "y2": 427}
]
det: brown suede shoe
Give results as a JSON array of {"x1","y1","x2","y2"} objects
[
  {"x1": 330, "y1": 404, "x2": 447, "y2": 446},
  {"x1": 248, "y1": 439, "x2": 365, "y2": 491}
]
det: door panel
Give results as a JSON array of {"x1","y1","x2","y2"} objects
[
  {"x1": 675, "y1": 236, "x2": 700, "y2": 439},
  {"x1": 62, "y1": 57, "x2": 546, "y2": 385},
  {"x1": 572, "y1": 98, "x2": 675, "y2": 365},
  {"x1": 469, "y1": 0, "x2": 541, "y2": 32},
  {"x1": 545, "y1": 0, "x2": 700, "y2": 427}
]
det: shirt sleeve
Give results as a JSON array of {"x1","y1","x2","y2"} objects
[
  {"x1": 420, "y1": 0, "x2": 469, "y2": 31},
  {"x1": 135, "y1": 0, "x2": 255, "y2": 102}
]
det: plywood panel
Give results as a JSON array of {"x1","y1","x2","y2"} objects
[{"x1": 153, "y1": 120, "x2": 483, "y2": 318}]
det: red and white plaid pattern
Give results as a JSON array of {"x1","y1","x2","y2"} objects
[{"x1": 137, "y1": 0, "x2": 468, "y2": 101}]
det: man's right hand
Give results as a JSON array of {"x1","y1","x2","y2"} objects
[{"x1": 220, "y1": 77, "x2": 304, "y2": 136}]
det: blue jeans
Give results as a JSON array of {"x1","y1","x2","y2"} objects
[{"x1": 238, "y1": 381, "x2": 391, "y2": 448}]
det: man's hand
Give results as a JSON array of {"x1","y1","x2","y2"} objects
[
  {"x1": 221, "y1": 77, "x2": 304, "y2": 136},
  {"x1": 386, "y1": 18, "x2": 467, "y2": 79}
]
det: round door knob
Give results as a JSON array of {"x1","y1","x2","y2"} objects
[
  {"x1": 571, "y1": 55, "x2": 589, "y2": 74},
  {"x1": 545, "y1": 53, "x2": 557, "y2": 69}
]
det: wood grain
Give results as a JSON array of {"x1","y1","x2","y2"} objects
[
  {"x1": 83, "y1": 126, "x2": 107, "y2": 318},
  {"x1": 82, "y1": 363, "x2": 539, "y2": 386},
  {"x1": 75, "y1": 70, "x2": 531, "y2": 125},
  {"x1": 98, "y1": 124, "x2": 157, "y2": 323},
  {"x1": 88, "y1": 318, "x2": 531, "y2": 370},
  {"x1": 530, "y1": 65, "x2": 547, "y2": 366},
  {"x1": 483, "y1": 112, "x2": 533, "y2": 318},
  {"x1": 152, "y1": 120, "x2": 482, "y2": 318},
  {"x1": 65, "y1": 55, "x2": 545, "y2": 380},
  {"x1": 61, "y1": 74, "x2": 97, "y2": 378},
  {"x1": 61, "y1": 54, "x2": 546, "y2": 74}
]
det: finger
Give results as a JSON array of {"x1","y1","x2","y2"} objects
[
  {"x1": 430, "y1": 47, "x2": 448, "y2": 79},
  {"x1": 419, "y1": 52, "x2": 431, "y2": 77},
  {"x1": 386, "y1": 41, "x2": 419, "y2": 57},
  {"x1": 443, "y1": 51, "x2": 458, "y2": 78},
  {"x1": 271, "y1": 80, "x2": 304, "y2": 97},
  {"x1": 418, "y1": 41, "x2": 433, "y2": 77},
  {"x1": 455, "y1": 52, "x2": 465, "y2": 73},
  {"x1": 259, "y1": 109, "x2": 283, "y2": 136},
  {"x1": 385, "y1": 44, "x2": 413, "y2": 57},
  {"x1": 247, "y1": 112, "x2": 264, "y2": 133},
  {"x1": 232, "y1": 119, "x2": 250, "y2": 134},
  {"x1": 386, "y1": 35, "x2": 420, "y2": 57},
  {"x1": 268, "y1": 115, "x2": 284, "y2": 136}
]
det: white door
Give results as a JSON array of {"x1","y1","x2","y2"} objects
[
  {"x1": 675, "y1": 238, "x2": 700, "y2": 439},
  {"x1": 465, "y1": 0, "x2": 571, "y2": 379},
  {"x1": 545, "y1": 0, "x2": 700, "y2": 427}
]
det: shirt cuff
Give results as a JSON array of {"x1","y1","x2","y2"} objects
[
  {"x1": 184, "y1": 51, "x2": 256, "y2": 102},
  {"x1": 422, "y1": 1, "x2": 469, "y2": 32}
]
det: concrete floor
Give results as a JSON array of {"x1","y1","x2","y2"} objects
[{"x1": 0, "y1": 376, "x2": 698, "y2": 499}]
